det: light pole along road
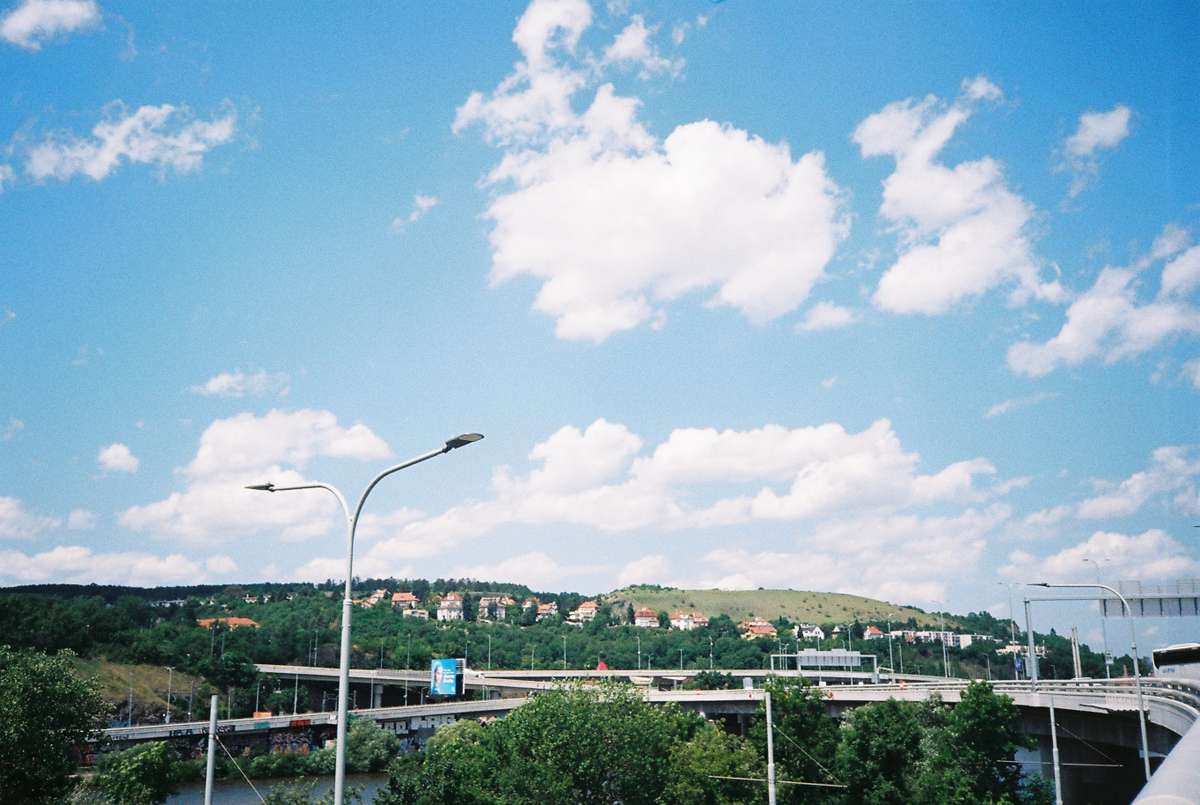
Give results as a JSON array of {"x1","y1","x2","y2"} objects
[
  {"x1": 1031, "y1": 581, "x2": 1151, "y2": 784},
  {"x1": 246, "y1": 432, "x2": 483, "y2": 805}
]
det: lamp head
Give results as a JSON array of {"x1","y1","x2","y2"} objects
[
  {"x1": 245, "y1": 483, "x2": 276, "y2": 492},
  {"x1": 1032, "y1": 582, "x2": 1050, "y2": 587},
  {"x1": 445, "y1": 433, "x2": 484, "y2": 451}
]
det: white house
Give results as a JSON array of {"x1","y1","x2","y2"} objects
[
  {"x1": 437, "y1": 592, "x2": 464, "y2": 622},
  {"x1": 633, "y1": 607, "x2": 658, "y2": 628},
  {"x1": 796, "y1": 624, "x2": 825, "y2": 641},
  {"x1": 568, "y1": 600, "x2": 599, "y2": 624}
]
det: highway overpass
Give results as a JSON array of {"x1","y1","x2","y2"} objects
[{"x1": 98, "y1": 668, "x2": 1200, "y2": 802}]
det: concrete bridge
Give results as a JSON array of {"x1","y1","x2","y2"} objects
[{"x1": 99, "y1": 667, "x2": 1200, "y2": 803}]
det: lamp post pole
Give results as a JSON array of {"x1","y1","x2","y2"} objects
[
  {"x1": 246, "y1": 433, "x2": 483, "y2": 805},
  {"x1": 1033, "y1": 582, "x2": 1151, "y2": 783},
  {"x1": 165, "y1": 667, "x2": 174, "y2": 724}
]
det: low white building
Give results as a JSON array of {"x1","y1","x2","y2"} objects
[
  {"x1": 403, "y1": 608, "x2": 429, "y2": 620},
  {"x1": 633, "y1": 607, "x2": 658, "y2": 628},
  {"x1": 568, "y1": 600, "x2": 599, "y2": 624}
]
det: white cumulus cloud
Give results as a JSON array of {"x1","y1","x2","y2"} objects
[
  {"x1": 1007, "y1": 227, "x2": 1200, "y2": 377},
  {"x1": 856, "y1": 79, "x2": 1063, "y2": 315},
  {"x1": 616, "y1": 553, "x2": 671, "y2": 587},
  {"x1": 455, "y1": 0, "x2": 847, "y2": 342},
  {"x1": 797, "y1": 302, "x2": 859, "y2": 332},
  {"x1": 328, "y1": 416, "x2": 1013, "y2": 585},
  {"x1": 98, "y1": 442, "x2": 138, "y2": 473},
  {"x1": 1061, "y1": 105, "x2": 1132, "y2": 198},
  {"x1": 1002, "y1": 529, "x2": 1200, "y2": 583},
  {"x1": 0, "y1": 544, "x2": 232, "y2": 586},
  {"x1": 119, "y1": 409, "x2": 391, "y2": 543},
  {"x1": 1, "y1": 0, "x2": 98, "y2": 50},
  {"x1": 26, "y1": 101, "x2": 236, "y2": 183},
  {"x1": 0, "y1": 496, "x2": 61, "y2": 539},
  {"x1": 390, "y1": 194, "x2": 439, "y2": 232}
]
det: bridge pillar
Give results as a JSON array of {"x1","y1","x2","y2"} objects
[{"x1": 372, "y1": 685, "x2": 383, "y2": 709}]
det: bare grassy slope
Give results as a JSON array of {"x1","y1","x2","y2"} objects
[{"x1": 606, "y1": 586, "x2": 954, "y2": 627}]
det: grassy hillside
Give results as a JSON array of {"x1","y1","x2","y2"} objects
[
  {"x1": 606, "y1": 586, "x2": 955, "y2": 628},
  {"x1": 70, "y1": 658, "x2": 210, "y2": 724}
]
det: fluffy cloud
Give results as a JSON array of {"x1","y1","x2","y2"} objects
[
  {"x1": 26, "y1": 102, "x2": 236, "y2": 183},
  {"x1": 602, "y1": 14, "x2": 677, "y2": 77},
  {"x1": 1002, "y1": 529, "x2": 1200, "y2": 583},
  {"x1": 0, "y1": 544, "x2": 234, "y2": 586},
  {"x1": 66, "y1": 508, "x2": 96, "y2": 529},
  {"x1": 190, "y1": 370, "x2": 290, "y2": 399},
  {"x1": 119, "y1": 409, "x2": 391, "y2": 543},
  {"x1": 797, "y1": 302, "x2": 859, "y2": 332},
  {"x1": 455, "y1": 0, "x2": 847, "y2": 341},
  {"x1": 332, "y1": 416, "x2": 1011, "y2": 584},
  {"x1": 616, "y1": 553, "x2": 670, "y2": 587},
  {"x1": 1062, "y1": 105, "x2": 1132, "y2": 197},
  {"x1": 0, "y1": 164, "x2": 14, "y2": 190},
  {"x1": 390, "y1": 194, "x2": 439, "y2": 232},
  {"x1": 0, "y1": 496, "x2": 61, "y2": 539},
  {"x1": 687, "y1": 506, "x2": 1008, "y2": 605},
  {"x1": 1075, "y1": 445, "x2": 1200, "y2": 519},
  {"x1": 856, "y1": 77, "x2": 1063, "y2": 315},
  {"x1": 452, "y1": 551, "x2": 602, "y2": 590},
  {"x1": 1007, "y1": 228, "x2": 1200, "y2": 377},
  {"x1": 1, "y1": 0, "x2": 98, "y2": 50},
  {"x1": 98, "y1": 442, "x2": 138, "y2": 473}
]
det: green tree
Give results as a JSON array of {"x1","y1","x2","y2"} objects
[
  {"x1": 749, "y1": 678, "x2": 840, "y2": 803},
  {"x1": 913, "y1": 682, "x2": 1032, "y2": 804},
  {"x1": 835, "y1": 698, "x2": 932, "y2": 804},
  {"x1": 91, "y1": 742, "x2": 182, "y2": 805},
  {"x1": 662, "y1": 722, "x2": 761, "y2": 804},
  {"x1": 0, "y1": 646, "x2": 108, "y2": 804},
  {"x1": 492, "y1": 682, "x2": 701, "y2": 804}
]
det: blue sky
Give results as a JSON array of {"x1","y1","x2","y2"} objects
[{"x1": 1, "y1": 0, "x2": 1198, "y2": 643}]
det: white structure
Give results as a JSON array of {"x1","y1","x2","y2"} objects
[
  {"x1": 568, "y1": 600, "x2": 599, "y2": 624},
  {"x1": 437, "y1": 592, "x2": 464, "y2": 622},
  {"x1": 403, "y1": 608, "x2": 429, "y2": 620},
  {"x1": 633, "y1": 607, "x2": 658, "y2": 628},
  {"x1": 536, "y1": 602, "x2": 558, "y2": 622},
  {"x1": 796, "y1": 624, "x2": 825, "y2": 641}
]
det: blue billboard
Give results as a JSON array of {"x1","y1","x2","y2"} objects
[{"x1": 430, "y1": 658, "x2": 457, "y2": 696}]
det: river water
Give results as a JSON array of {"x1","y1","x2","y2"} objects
[{"x1": 167, "y1": 773, "x2": 389, "y2": 803}]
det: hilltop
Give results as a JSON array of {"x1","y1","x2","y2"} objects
[{"x1": 606, "y1": 586, "x2": 955, "y2": 628}]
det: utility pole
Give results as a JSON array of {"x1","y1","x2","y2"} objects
[
  {"x1": 887, "y1": 621, "x2": 894, "y2": 679},
  {"x1": 765, "y1": 691, "x2": 778, "y2": 805},
  {"x1": 165, "y1": 666, "x2": 174, "y2": 723},
  {"x1": 1049, "y1": 693, "x2": 1063, "y2": 805},
  {"x1": 203, "y1": 694, "x2": 218, "y2": 805},
  {"x1": 709, "y1": 636, "x2": 714, "y2": 670},
  {"x1": 679, "y1": 648, "x2": 684, "y2": 670},
  {"x1": 938, "y1": 612, "x2": 949, "y2": 678},
  {"x1": 127, "y1": 680, "x2": 134, "y2": 727},
  {"x1": 637, "y1": 634, "x2": 641, "y2": 670},
  {"x1": 188, "y1": 678, "x2": 196, "y2": 722},
  {"x1": 562, "y1": 635, "x2": 567, "y2": 670},
  {"x1": 293, "y1": 673, "x2": 299, "y2": 715}
]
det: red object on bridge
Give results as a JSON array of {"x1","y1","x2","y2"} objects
[{"x1": 597, "y1": 659, "x2": 608, "y2": 670}]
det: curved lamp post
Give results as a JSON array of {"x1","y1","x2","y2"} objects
[
  {"x1": 247, "y1": 432, "x2": 483, "y2": 805},
  {"x1": 1032, "y1": 581, "x2": 1151, "y2": 783}
]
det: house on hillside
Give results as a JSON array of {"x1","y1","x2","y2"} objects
[
  {"x1": 478, "y1": 595, "x2": 514, "y2": 622},
  {"x1": 740, "y1": 619, "x2": 777, "y2": 640},
  {"x1": 669, "y1": 611, "x2": 694, "y2": 630},
  {"x1": 403, "y1": 608, "x2": 429, "y2": 620},
  {"x1": 522, "y1": 597, "x2": 538, "y2": 612},
  {"x1": 633, "y1": 607, "x2": 658, "y2": 628},
  {"x1": 391, "y1": 591, "x2": 420, "y2": 610},
  {"x1": 796, "y1": 624, "x2": 825, "y2": 641},
  {"x1": 691, "y1": 612, "x2": 709, "y2": 628},
  {"x1": 356, "y1": 588, "x2": 389, "y2": 608},
  {"x1": 437, "y1": 592, "x2": 464, "y2": 622},
  {"x1": 567, "y1": 600, "x2": 599, "y2": 624},
  {"x1": 863, "y1": 626, "x2": 885, "y2": 640},
  {"x1": 536, "y1": 602, "x2": 558, "y2": 622}
]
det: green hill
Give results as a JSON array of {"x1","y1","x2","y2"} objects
[{"x1": 606, "y1": 586, "x2": 954, "y2": 628}]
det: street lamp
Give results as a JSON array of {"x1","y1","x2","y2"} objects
[
  {"x1": 246, "y1": 431, "x2": 483, "y2": 805},
  {"x1": 1032, "y1": 582, "x2": 1151, "y2": 783}
]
